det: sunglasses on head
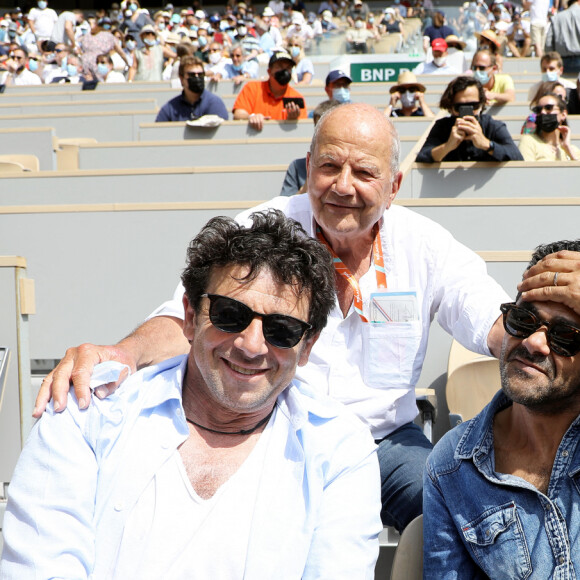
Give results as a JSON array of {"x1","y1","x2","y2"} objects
[
  {"x1": 202, "y1": 293, "x2": 311, "y2": 349},
  {"x1": 531, "y1": 103, "x2": 559, "y2": 114},
  {"x1": 500, "y1": 302, "x2": 580, "y2": 357}
]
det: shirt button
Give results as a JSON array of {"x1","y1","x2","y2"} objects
[
  {"x1": 562, "y1": 450, "x2": 569, "y2": 457},
  {"x1": 114, "y1": 502, "x2": 124, "y2": 511},
  {"x1": 559, "y1": 556, "x2": 565, "y2": 565},
  {"x1": 485, "y1": 530, "x2": 490, "y2": 537},
  {"x1": 176, "y1": 408, "x2": 183, "y2": 417}
]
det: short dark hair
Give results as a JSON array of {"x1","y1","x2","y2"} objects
[
  {"x1": 181, "y1": 210, "x2": 336, "y2": 337},
  {"x1": 534, "y1": 93, "x2": 568, "y2": 134},
  {"x1": 439, "y1": 75, "x2": 486, "y2": 112},
  {"x1": 528, "y1": 240, "x2": 580, "y2": 268},
  {"x1": 179, "y1": 55, "x2": 205, "y2": 77},
  {"x1": 541, "y1": 51, "x2": 563, "y2": 68},
  {"x1": 97, "y1": 53, "x2": 113, "y2": 65},
  {"x1": 530, "y1": 81, "x2": 566, "y2": 106}
]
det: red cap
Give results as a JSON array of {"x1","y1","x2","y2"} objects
[{"x1": 431, "y1": 38, "x2": 448, "y2": 51}]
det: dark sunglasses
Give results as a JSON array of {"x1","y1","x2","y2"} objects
[
  {"x1": 202, "y1": 293, "x2": 311, "y2": 349},
  {"x1": 531, "y1": 103, "x2": 559, "y2": 114},
  {"x1": 500, "y1": 302, "x2": 580, "y2": 357},
  {"x1": 452, "y1": 101, "x2": 480, "y2": 111},
  {"x1": 471, "y1": 64, "x2": 490, "y2": 71}
]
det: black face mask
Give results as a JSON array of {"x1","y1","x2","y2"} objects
[
  {"x1": 187, "y1": 75, "x2": 205, "y2": 94},
  {"x1": 536, "y1": 112, "x2": 559, "y2": 133},
  {"x1": 273, "y1": 68, "x2": 291, "y2": 86}
]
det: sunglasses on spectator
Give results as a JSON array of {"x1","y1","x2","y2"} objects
[
  {"x1": 185, "y1": 71, "x2": 203, "y2": 78},
  {"x1": 12, "y1": 55, "x2": 24, "y2": 60},
  {"x1": 209, "y1": 48, "x2": 221, "y2": 52},
  {"x1": 531, "y1": 103, "x2": 559, "y2": 114},
  {"x1": 452, "y1": 101, "x2": 480, "y2": 111},
  {"x1": 201, "y1": 293, "x2": 311, "y2": 349},
  {"x1": 472, "y1": 64, "x2": 491, "y2": 71},
  {"x1": 500, "y1": 302, "x2": 580, "y2": 357},
  {"x1": 55, "y1": 48, "x2": 64, "y2": 53}
]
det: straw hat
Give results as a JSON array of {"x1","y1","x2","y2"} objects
[
  {"x1": 389, "y1": 71, "x2": 426, "y2": 94},
  {"x1": 445, "y1": 34, "x2": 466, "y2": 49},
  {"x1": 475, "y1": 28, "x2": 501, "y2": 48}
]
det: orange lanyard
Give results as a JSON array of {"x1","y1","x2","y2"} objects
[{"x1": 316, "y1": 222, "x2": 387, "y2": 322}]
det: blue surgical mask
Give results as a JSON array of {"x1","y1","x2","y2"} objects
[
  {"x1": 232, "y1": 63, "x2": 243, "y2": 72},
  {"x1": 542, "y1": 70, "x2": 559, "y2": 82},
  {"x1": 143, "y1": 37, "x2": 157, "y2": 46},
  {"x1": 38, "y1": 0, "x2": 48, "y2": 9},
  {"x1": 290, "y1": 46, "x2": 300, "y2": 58},
  {"x1": 190, "y1": 24, "x2": 198, "y2": 31},
  {"x1": 332, "y1": 87, "x2": 351, "y2": 103},
  {"x1": 198, "y1": 35, "x2": 207, "y2": 47},
  {"x1": 67, "y1": 64, "x2": 78, "y2": 76},
  {"x1": 28, "y1": 59, "x2": 39, "y2": 72},
  {"x1": 473, "y1": 69, "x2": 489, "y2": 84},
  {"x1": 129, "y1": 3, "x2": 138, "y2": 11},
  {"x1": 102, "y1": 23, "x2": 111, "y2": 30},
  {"x1": 97, "y1": 63, "x2": 109, "y2": 76},
  {"x1": 157, "y1": 22, "x2": 165, "y2": 30},
  {"x1": 125, "y1": 39, "x2": 136, "y2": 50},
  {"x1": 61, "y1": 55, "x2": 68, "y2": 69}
]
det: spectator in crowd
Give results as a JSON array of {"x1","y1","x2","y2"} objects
[
  {"x1": 40, "y1": 42, "x2": 69, "y2": 83},
  {"x1": 1, "y1": 211, "x2": 381, "y2": 578},
  {"x1": 445, "y1": 34, "x2": 468, "y2": 73},
  {"x1": 545, "y1": 0, "x2": 580, "y2": 73},
  {"x1": 346, "y1": 15, "x2": 379, "y2": 54},
  {"x1": 380, "y1": 8, "x2": 404, "y2": 38},
  {"x1": 522, "y1": 80, "x2": 567, "y2": 134},
  {"x1": 471, "y1": 49, "x2": 515, "y2": 107},
  {"x1": 384, "y1": 71, "x2": 434, "y2": 117},
  {"x1": 129, "y1": 24, "x2": 174, "y2": 82},
  {"x1": 324, "y1": 69, "x2": 352, "y2": 103},
  {"x1": 161, "y1": 34, "x2": 189, "y2": 80},
  {"x1": 519, "y1": 94, "x2": 580, "y2": 160},
  {"x1": 232, "y1": 49, "x2": 307, "y2": 131},
  {"x1": 423, "y1": 10, "x2": 455, "y2": 52},
  {"x1": 347, "y1": 0, "x2": 370, "y2": 27},
  {"x1": 286, "y1": 12, "x2": 315, "y2": 45},
  {"x1": 216, "y1": 44, "x2": 258, "y2": 83},
  {"x1": 80, "y1": 17, "x2": 129, "y2": 79},
  {"x1": 120, "y1": 0, "x2": 154, "y2": 49},
  {"x1": 49, "y1": 52, "x2": 85, "y2": 83},
  {"x1": 50, "y1": 9, "x2": 84, "y2": 50},
  {"x1": 204, "y1": 41, "x2": 230, "y2": 79},
  {"x1": 96, "y1": 53, "x2": 126, "y2": 83},
  {"x1": 475, "y1": 28, "x2": 503, "y2": 71},
  {"x1": 286, "y1": 35, "x2": 313, "y2": 85},
  {"x1": 424, "y1": 240, "x2": 580, "y2": 578},
  {"x1": 320, "y1": 9, "x2": 339, "y2": 31},
  {"x1": 3, "y1": 46, "x2": 41, "y2": 85},
  {"x1": 27, "y1": 0, "x2": 58, "y2": 44},
  {"x1": 257, "y1": 6, "x2": 283, "y2": 56},
  {"x1": 234, "y1": 19, "x2": 261, "y2": 59},
  {"x1": 36, "y1": 103, "x2": 520, "y2": 535},
  {"x1": 527, "y1": 51, "x2": 577, "y2": 100},
  {"x1": 416, "y1": 75, "x2": 523, "y2": 162},
  {"x1": 280, "y1": 99, "x2": 340, "y2": 196},
  {"x1": 155, "y1": 55, "x2": 229, "y2": 122},
  {"x1": 506, "y1": 11, "x2": 531, "y2": 57},
  {"x1": 414, "y1": 38, "x2": 462, "y2": 75},
  {"x1": 524, "y1": 0, "x2": 550, "y2": 58}
]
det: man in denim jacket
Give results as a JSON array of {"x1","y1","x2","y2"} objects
[{"x1": 424, "y1": 239, "x2": 580, "y2": 579}]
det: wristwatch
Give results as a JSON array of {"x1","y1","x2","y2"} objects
[{"x1": 486, "y1": 140, "x2": 495, "y2": 154}]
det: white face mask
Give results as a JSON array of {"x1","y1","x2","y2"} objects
[
  {"x1": 433, "y1": 56, "x2": 447, "y2": 67},
  {"x1": 208, "y1": 51, "x2": 221, "y2": 64},
  {"x1": 355, "y1": 20, "x2": 364, "y2": 28}
]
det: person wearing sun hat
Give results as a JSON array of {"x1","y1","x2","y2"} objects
[
  {"x1": 445, "y1": 33, "x2": 469, "y2": 72},
  {"x1": 476, "y1": 28, "x2": 504, "y2": 71},
  {"x1": 384, "y1": 70, "x2": 434, "y2": 117}
]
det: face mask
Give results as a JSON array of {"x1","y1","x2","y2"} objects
[
  {"x1": 129, "y1": 3, "x2": 138, "y2": 11},
  {"x1": 473, "y1": 69, "x2": 489, "y2": 84},
  {"x1": 187, "y1": 75, "x2": 204, "y2": 93},
  {"x1": 97, "y1": 63, "x2": 109, "y2": 76},
  {"x1": 369, "y1": 17, "x2": 374, "y2": 23},
  {"x1": 332, "y1": 86, "x2": 351, "y2": 103},
  {"x1": 536, "y1": 113, "x2": 559, "y2": 133},
  {"x1": 208, "y1": 51, "x2": 221, "y2": 64},
  {"x1": 102, "y1": 23, "x2": 111, "y2": 30},
  {"x1": 401, "y1": 90, "x2": 416, "y2": 108},
  {"x1": 433, "y1": 56, "x2": 447, "y2": 67},
  {"x1": 237, "y1": 26, "x2": 247, "y2": 36},
  {"x1": 67, "y1": 64, "x2": 78, "y2": 76},
  {"x1": 125, "y1": 40, "x2": 136, "y2": 50},
  {"x1": 28, "y1": 59, "x2": 38, "y2": 72},
  {"x1": 198, "y1": 35, "x2": 207, "y2": 47},
  {"x1": 226, "y1": 29, "x2": 236, "y2": 38},
  {"x1": 190, "y1": 24, "x2": 198, "y2": 31},
  {"x1": 61, "y1": 56, "x2": 68, "y2": 69},
  {"x1": 232, "y1": 62, "x2": 243, "y2": 72},
  {"x1": 38, "y1": 1, "x2": 47, "y2": 9},
  {"x1": 143, "y1": 37, "x2": 157, "y2": 46},
  {"x1": 274, "y1": 68, "x2": 291, "y2": 85},
  {"x1": 355, "y1": 20, "x2": 364, "y2": 28},
  {"x1": 157, "y1": 22, "x2": 165, "y2": 30},
  {"x1": 542, "y1": 70, "x2": 559, "y2": 83},
  {"x1": 220, "y1": 20, "x2": 229, "y2": 31},
  {"x1": 290, "y1": 46, "x2": 300, "y2": 58}
]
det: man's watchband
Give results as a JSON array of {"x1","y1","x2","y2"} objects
[{"x1": 486, "y1": 140, "x2": 495, "y2": 154}]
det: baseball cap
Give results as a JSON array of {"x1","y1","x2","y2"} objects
[
  {"x1": 431, "y1": 38, "x2": 448, "y2": 51},
  {"x1": 269, "y1": 49, "x2": 296, "y2": 67},
  {"x1": 194, "y1": 9, "x2": 205, "y2": 18},
  {"x1": 262, "y1": 6, "x2": 275, "y2": 16},
  {"x1": 325, "y1": 69, "x2": 352, "y2": 86}
]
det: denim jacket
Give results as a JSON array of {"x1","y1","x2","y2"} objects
[{"x1": 424, "y1": 390, "x2": 580, "y2": 579}]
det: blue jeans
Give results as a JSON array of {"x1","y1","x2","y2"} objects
[{"x1": 375, "y1": 422, "x2": 433, "y2": 532}]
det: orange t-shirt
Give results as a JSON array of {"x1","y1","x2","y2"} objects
[{"x1": 232, "y1": 80, "x2": 308, "y2": 120}]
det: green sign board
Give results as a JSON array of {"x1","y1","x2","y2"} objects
[{"x1": 350, "y1": 61, "x2": 419, "y2": 83}]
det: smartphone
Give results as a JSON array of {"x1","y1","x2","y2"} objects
[
  {"x1": 82, "y1": 80, "x2": 99, "y2": 91},
  {"x1": 283, "y1": 97, "x2": 305, "y2": 109},
  {"x1": 456, "y1": 104, "x2": 474, "y2": 118}
]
